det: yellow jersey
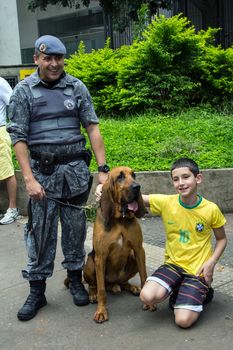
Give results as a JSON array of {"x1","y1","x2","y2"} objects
[{"x1": 149, "y1": 194, "x2": 226, "y2": 275}]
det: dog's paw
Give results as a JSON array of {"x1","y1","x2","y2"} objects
[
  {"x1": 130, "y1": 285, "x2": 141, "y2": 295},
  {"x1": 111, "y1": 284, "x2": 121, "y2": 293},
  {"x1": 89, "y1": 295, "x2": 98, "y2": 304},
  {"x1": 143, "y1": 303, "x2": 157, "y2": 312},
  {"x1": 121, "y1": 282, "x2": 140, "y2": 295},
  {"x1": 89, "y1": 288, "x2": 98, "y2": 304},
  {"x1": 93, "y1": 307, "x2": 109, "y2": 323}
]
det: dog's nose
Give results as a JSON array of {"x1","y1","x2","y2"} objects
[{"x1": 131, "y1": 183, "x2": 140, "y2": 197}]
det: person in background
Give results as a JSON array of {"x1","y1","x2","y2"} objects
[
  {"x1": 140, "y1": 157, "x2": 227, "y2": 328},
  {"x1": 7, "y1": 35, "x2": 110, "y2": 321},
  {"x1": 0, "y1": 77, "x2": 20, "y2": 225}
]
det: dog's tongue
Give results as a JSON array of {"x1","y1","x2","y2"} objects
[{"x1": 127, "y1": 201, "x2": 138, "y2": 212}]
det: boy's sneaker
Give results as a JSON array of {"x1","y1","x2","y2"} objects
[{"x1": 0, "y1": 208, "x2": 20, "y2": 225}]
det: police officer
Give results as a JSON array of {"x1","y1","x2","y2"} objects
[{"x1": 7, "y1": 35, "x2": 110, "y2": 321}]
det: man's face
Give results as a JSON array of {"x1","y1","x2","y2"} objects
[
  {"x1": 34, "y1": 53, "x2": 64, "y2": 82},
  {"x1": 171, "y1": 167, "x2": 202, "y2": 199}
]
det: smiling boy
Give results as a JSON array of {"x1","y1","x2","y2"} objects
[{"x1": 140, "y1": 157, "x2": 227, "y2": 328}]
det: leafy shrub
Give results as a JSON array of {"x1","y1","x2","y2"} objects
[
  {"x1": 197, "y1": 45, "x2": 233, "y2": 101},
  {"x1": 11, "y1": 148, "x2": 18, "y2": 169},
  {"x1": 65, "y1": 40, "x2": 126, "y2": 115},
  {"x1": 65, "y1": 14, "x2": 233, "y2": 115}
]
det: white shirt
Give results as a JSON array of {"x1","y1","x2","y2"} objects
[{"x1": 0, "y1": 77, "x2": 13, "y2": 126}]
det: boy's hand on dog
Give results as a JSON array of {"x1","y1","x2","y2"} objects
[{"x1": 95, "y1": 183, "x2": 103, "y2": 202}]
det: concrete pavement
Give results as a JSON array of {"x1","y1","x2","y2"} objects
[{"x1": 0, "y1": 214, "x2": 233, "y2": 350}]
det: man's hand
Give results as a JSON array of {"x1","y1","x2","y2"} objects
[
  {"x1": 14, "y1": 141, "x2": 45, "y2": 200},
  {"x1": 97, "y1": 172, "x2": 108, "y2": 187},
  {"x1": 25, "y1": 176, "x2": 45, "y2": 200}
]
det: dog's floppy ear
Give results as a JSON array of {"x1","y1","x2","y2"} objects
[
  {"x1": 135, "y1": 191, "x2": 147, "y2": 218},
  {"x1": 100, "y1": 180, "x2": 115, "y2": 231}
]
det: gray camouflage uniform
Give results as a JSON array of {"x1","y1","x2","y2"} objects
[{"x1": 7, "y1": 70, "x2": 99, "y2": 281}]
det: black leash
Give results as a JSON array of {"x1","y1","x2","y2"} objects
[
  {"x1": 44, "y1": 194, "x2": 97, "y2": 210},
  {"x1": 27, "y1": 195, "x2": 97, "y2": 234}
]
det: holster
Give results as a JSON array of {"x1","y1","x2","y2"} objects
[{"x1": 39, "y1": 152, "x2": 55, "y2": 175}]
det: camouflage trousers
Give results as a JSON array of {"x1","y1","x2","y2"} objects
[{"x1": 22, "y1": 196, "x2": 87, "y2": 281}]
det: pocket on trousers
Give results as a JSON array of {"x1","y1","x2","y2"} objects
[{"x1": 24, "y1": 223, "x2": 38, "y2": 261}]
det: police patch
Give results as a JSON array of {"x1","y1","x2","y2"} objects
[
  {"x1": 64, "y1": 99, "x2": 75, "y2": 110},
  {"x1": 196, "y1": 223, "x2": 204, "y2": 232},
  {"x1": 39, "y1": 43, "x2": 47, "y2": 53}
]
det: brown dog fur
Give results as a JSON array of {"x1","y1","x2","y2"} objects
[{"x1": 83, "y1": 166, "x2": 148, "y2": 323}]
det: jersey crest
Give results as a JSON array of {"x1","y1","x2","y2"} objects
[{"x1": 195, "y1": 223, "x2": 204, "y2": 232}]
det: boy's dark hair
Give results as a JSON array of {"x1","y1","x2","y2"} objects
[{"x1": 170, "y1": 158, "x2": 200, "y2": 177}]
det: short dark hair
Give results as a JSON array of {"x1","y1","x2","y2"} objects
[
  {"x1": 34, "y1": 48, "x2": 41, "y2": 57},
  {"x1": 170, "y1": 157, "x2": 200, "y2": 177}
]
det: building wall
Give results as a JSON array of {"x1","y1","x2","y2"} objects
[
  {"x1": 0, "y1": 65, "x2": 36, "y2": 89},
  {"x1": 16, "y1": 0, "x2": 104, "y2": 63},
  {"x1": 222, "y1": 0, "x2": 233, "y2": 47},
  {"x1": 17, "y1": 0, "x2": 82, "y2": 50},
  {"x1": 1, "y1": 1, "x2": 233, "y2": 67},
  {"x1": 173, "y1": 0, "x2": 233, "y2": 48},
  {"x1": 0, "y1": 0, "x2": 21, "y2": 65}
]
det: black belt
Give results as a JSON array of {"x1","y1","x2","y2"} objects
[{"x1": 30, "y1": 150, "x2": 89, "y2": 164}]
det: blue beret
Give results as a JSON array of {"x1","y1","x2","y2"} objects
[{"x1": 35, "y1": 35, "x2": 66, "y2": 55}]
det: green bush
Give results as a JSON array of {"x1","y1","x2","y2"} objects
[
  {"x1": 11, "y1": 148, "x2": 18, "y2": 170},
  {"x1": 197, "y1": 45, "x2": 233, "y2": 100},
  {"x1": 65, "y1": 40, "x2": 127, "y2": 115},
  {"x1": 65, "y1": 14, "x2": 233, "y2": 115}
]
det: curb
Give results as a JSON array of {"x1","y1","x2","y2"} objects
[{"x1": 1, "y1": 168, "x2": 233, "y2": 215}]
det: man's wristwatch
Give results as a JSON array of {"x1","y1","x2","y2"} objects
[{"x1": 98, "y1": 164, "x2": 110, "y2": 173}]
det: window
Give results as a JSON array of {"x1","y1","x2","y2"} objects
[
  {"x1": 2, "y1": 76, "x2": 18, "y2": 88},
  {"x1": 38, "y1": 7, "x2": 105, "y2": 55},
  {"x1": 21, "y1": 48, "x2": 35, "y2": 64}
]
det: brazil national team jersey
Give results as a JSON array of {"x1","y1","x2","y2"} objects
[{"x1": 149, "y1": 194, "x2": 226, "y2": 275}]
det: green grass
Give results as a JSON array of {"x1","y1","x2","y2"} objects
[
  {"x1": 88, "y1": 106, "x2": 233, "y2": 171},
  {"x1": 12, "y1": 106, "x2": 233, "y2": 171}
]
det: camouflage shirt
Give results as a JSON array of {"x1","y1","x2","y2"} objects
[{"x1": 7, "y1": 70, "x2": 99, "y2": 198}]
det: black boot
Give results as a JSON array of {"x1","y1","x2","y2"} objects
[
  {"x1": 17, "y1": 280, "x2": 47, "y2": 321},
  {"x1": 67, "y1": 270, "x2": 89, "y2": 306}
]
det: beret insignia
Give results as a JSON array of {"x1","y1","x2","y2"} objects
[{"x1": 39, "y1": 43, "x2": 46, "y2": 52}]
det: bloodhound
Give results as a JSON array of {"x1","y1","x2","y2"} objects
[{"x1": 83, "y1": 166, "x2": 148, "y2": 323}]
